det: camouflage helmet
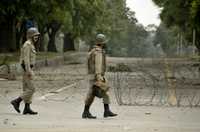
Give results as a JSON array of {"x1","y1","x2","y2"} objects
[
  {"x1": 26, "y1": 27, "x2": 40, "y2": 39},
  {"x1": 95, "y1": 34, "x2": 108, "y2": 44}
]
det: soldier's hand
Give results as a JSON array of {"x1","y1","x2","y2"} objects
[
  {"x1": 96, "y1": 74, "x2": 104, "y2": 82},
  {"x1": 26, "y1": 71, "x2": 34, "y2": 78},
  {"x1": 26, "y1": 72, "x2": 32, "y2": 78}
]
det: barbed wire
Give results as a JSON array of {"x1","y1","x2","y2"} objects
[{"x1": 107, "y1": 59, "x2": 200, "y2": 107}]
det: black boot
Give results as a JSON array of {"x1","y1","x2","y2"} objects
[
  {"x1": 104, "y1": 104, "x2": 117, "y2": 118},
  {"x1": 82, "y1": 105, "x2": 96, "y2": 119},
  {"x1": 23, "y1": 103, "x2": 38, "y2": 115},
  {"x1": 11, "y1": 97, "x2": 22, "y2": 113}
]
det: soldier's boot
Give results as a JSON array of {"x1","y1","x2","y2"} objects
[
  {"x1": 104, "y1": 104, "x2": 117, "y2": 118},
  {"x1": 82, "y1": 105, "x2": 96, "y2": 119},
  {"x1": 23, "y1": 103, "x2": 38, "y2": 115},
  {"x1": 10, "y1": 97, "x2": 22, "y2": 113}
]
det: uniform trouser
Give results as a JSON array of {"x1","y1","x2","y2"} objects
[
  {"x1": 85, "y1": 78, "x2": 110, "y2": 106},
  {"x1": 20, "y1": 72, "x2": 35, "y2": 104}
]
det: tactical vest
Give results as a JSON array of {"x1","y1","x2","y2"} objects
[{"x1": 88, "y1": 47, "x2": 106, "y2": 75}]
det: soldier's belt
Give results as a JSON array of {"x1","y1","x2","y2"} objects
[{"x1": 21, "y1": 63, "x2": 33, "y2": 72}]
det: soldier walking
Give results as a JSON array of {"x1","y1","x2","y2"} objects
[
  {"x1": 82, "y1": 34, "x2": 117, "y2": 119},
  {"x1": 11, "y1": 27, "x2": 40, "y2": 115}
]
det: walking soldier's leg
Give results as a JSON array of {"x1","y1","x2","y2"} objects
[
  {"x1": 102, "y1": 92, "x2": 117, "y2": 118},
  {"x1": 21, "y1": 73, "x2": 37, "y2": 115},
  {"x1": 102, "y1": 92, "x2": 110, "y2": 105},
  {"x1": 82, "y1": 79, "x2": 96, "y2": 119},
  {"x1": 85, "y1": 86, "x2": 95, "y2": 106},
  {"x1": 10, "y1": 97, "x2": 22, "y2": 113},
  {"x1": 20, "y1": 73, "x2": 35, "y2": 104}
]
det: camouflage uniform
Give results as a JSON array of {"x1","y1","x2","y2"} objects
[
  {"x1": 82, "y1": 34, "x2": 117, "y2": 119},
  {"x1": 11, "y1": 27, "x2": 39, "y2": 115},
  {"x1": 85, "y1": 46, "x2": 110, "y2": 106},
  {"x1": 20, "y1": 39, "x2": 36, "y2": 104}
]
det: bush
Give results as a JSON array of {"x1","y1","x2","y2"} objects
[{"x1": 108, "y1": 63, "x2": 132, "y2": 72}]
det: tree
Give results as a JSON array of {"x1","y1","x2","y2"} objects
[
  {"x1": 29, "y1": 0, "x2": 70, "y2": 52},
  {"x1": 63, "y1": 0, "x2": 112, "y2": 51},
  {"x1": 152, "y1": 0, "x2": 200, "y2": 55},
  {"x1": 104, "y1": 1, "x2": 149, "y2": 57},
  {"x1": 0, "y1": 0, "x2": 21, "y2": 52},
  {"x1": 0, "y1": 0, "x2": 71, "y2": 52},
  {"x1": 191, "y1": 0, "x2": 200, "y2": 54},
  {"x1": 153, "y1": 23, "x2": 178, "y2": 56}
]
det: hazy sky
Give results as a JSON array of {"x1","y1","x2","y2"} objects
[{"x1": 126, "y1": 0, "x2": 161, "y2": 26}]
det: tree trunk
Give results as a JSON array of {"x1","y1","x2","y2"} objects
[
  {"x1": 195, "y1": 31, "x2": 200, "y2": 77},
  {"x1": 47, "y1": 22, "x2": 61, "y2": 52},
  {"x1": 48, "y1": 31, "x2": 57, "y2": 52},
  {"x1": 16, "y1": 20, "x2": 27, "y2": 50},
  {"x1": 0, "y1": 22, "x2": 7, "y2": 52},
  {"x1": 63, "y1": 33, "x2": 75, "y2": 52},
  {"x1": 38, "y1": 26, "x2": 46, "y2": 52},
  {"x1": 16, "y1": 28, "x2": 21, "y2": 50},
  {"x1": 38, "y1": 32, "x2": 45, "y2": 52},
  {"x1": 195, "y1": 31, "x2": 200, "y2": 56},
  {"x1": 8, "y1": 18, "x2": 17, "y2": 52},
  {"x1": 0, "y1": 18, "x2": 16, "y2": 52},
  {"x1": 197, "y1": 45, "x2": 200, "y2": 78}
]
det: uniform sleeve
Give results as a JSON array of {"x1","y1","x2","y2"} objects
[
  {"x1": 23, "y1": 44, "x2": 31, "y2": 72},
  {"x1": 95, "y1": 51, "x2": 103, "y2": 81}
]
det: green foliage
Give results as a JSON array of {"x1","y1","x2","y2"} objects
[
  {"x1": 152, "y1": 0, "x2": 200, "y2": 54},
  {"x1": 191, "y1": 0, "x2": 200, "y2": 34},
  {"x1": 153, "y1": 24, "x2": 178, "y2": 56},
  {"x1": 0, "y1": 54, "x2": 18, "y2": 65},
  {"x1": 0, "y1": 0, "x2": 157, "y2": 56},
  {"x1": 103, "y1": 1, "x2": 149, "y2": 57}
]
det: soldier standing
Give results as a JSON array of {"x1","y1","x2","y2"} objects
[
  {"x1": 82, "y1": 34, "x2": 117, "y2": 119},
  {"x1": 11, "y1": 27, "x2": 40, "y2": 115}
]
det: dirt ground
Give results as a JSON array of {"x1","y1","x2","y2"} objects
[{"x1": 0, "y1": 57, "x2": 200, "y2": 132}]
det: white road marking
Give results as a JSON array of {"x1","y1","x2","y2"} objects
[{"x1": 37, "y1": 83, "x2": 77, "y2": 100}]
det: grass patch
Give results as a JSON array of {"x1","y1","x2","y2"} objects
[
  {"x1": 190, "y1": 55, "x2": 200, "y2": 61},
  {"x1": 0, "y1": 53, "x2": 20, "y2": 65}
]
